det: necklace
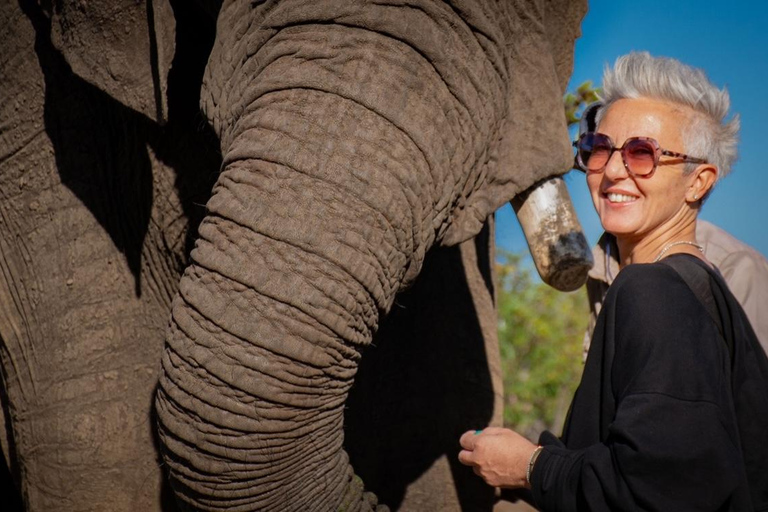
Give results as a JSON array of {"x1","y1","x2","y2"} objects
[{"x1": 652, "y1": 240, "x2": 704, "y2": 262}]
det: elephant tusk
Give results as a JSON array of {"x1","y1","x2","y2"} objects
[{"x1": 511, "y1": 176, "x2": 593, "y2": 291}]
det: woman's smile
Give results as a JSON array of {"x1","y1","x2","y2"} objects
[{"x1": 603, "y1": 191, "x2": 638, "y2": 204}]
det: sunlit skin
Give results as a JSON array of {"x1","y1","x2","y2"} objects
[
  {"x1": 458, "y1": 428, "x2": 536, "y2": 489},
  {"x1": 589, "y1": 97, "x2": 718, "y2": 267}
]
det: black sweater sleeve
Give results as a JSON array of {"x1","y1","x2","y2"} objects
[{"x1": 531, "y1": 264, "x2": 744, "y2": 512}]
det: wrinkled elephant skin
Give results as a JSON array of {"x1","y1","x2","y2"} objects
[
  {"x1": 0, "y1": 1, "x2": 218, "y2": 510},
  {"x1": 0, "y1": 0, "x2": 588, "y2": 511},
  {"x1": 155, "y1": 1, "x2": 587, "y2": 511}
]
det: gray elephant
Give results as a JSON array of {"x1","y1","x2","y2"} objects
[{"x1": 0, "y1": 0, "x2": 588, "y2": 511}]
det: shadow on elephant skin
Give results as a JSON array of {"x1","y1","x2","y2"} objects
[
  {"x1": 20, "y1": 0, "x2": 221, "y2": 297},
  {"x1": 345, "y1": 224, "x2": 499, "y2": 511},
  {"x1": 149, "y1": 383, "x2": 190, "y2": 512},
  {"x1": 0, "y1": 373, "x2": 23, "y2": 512}
]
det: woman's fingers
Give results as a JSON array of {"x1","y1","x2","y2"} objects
[
  {"x1": 459, "y1": 430, "x2": 481, "y2": 450},
  {"x1": 457, "y1": 427, "x2": 537, "y2": 489},
  {"x1": 457, "y1": 448, "x2": 475, "y2": 466},
  {"x1": 460, "y1": 426, "x2": 506, "y2": 449}
]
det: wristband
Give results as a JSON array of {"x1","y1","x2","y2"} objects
[{"x1": 526, "y1": 445, "x2": 544, "y2": 486}]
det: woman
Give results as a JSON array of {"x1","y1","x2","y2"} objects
[{"x1": 459, "y1": 53, "x2": 768, "y2": 510}]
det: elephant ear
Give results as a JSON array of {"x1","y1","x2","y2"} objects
[
  {"x1": 49, "y1": 0, "x2": 176, "y2": 124},
  {"x1": 495, "y1": 0, "x2": 588, "y2": 187},
  {"x1": 541, "y1": 0, "x2": 586, "y2": 95},
  {"x1": 442, "y1": 0, "x2": 587, "y2": 246}
]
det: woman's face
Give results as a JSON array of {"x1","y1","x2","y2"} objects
[{"x1": 588, "y1": 97, "x2": 698, "y2": 241}]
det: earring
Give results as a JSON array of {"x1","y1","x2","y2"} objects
[{"x1": 693, "y1": 194, "x2": 698, "y2": 200}]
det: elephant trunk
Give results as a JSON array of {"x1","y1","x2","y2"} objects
[
  {"x1": 155, "y1": 0, "x2": 579, "y2": 509},
  {"x1": 154, "y1": 4, "x2": 509, "y2": 509},
  {"x1": 512, "y1": 176, "x2": 593, "y2": 291},
  {"x1": 155, "y1": 89, "x2": 418, "y2": 511}
]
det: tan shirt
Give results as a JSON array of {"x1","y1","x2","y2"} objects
[{"x1": 584, "y1": 220, "x2": 768, "y2": 359}]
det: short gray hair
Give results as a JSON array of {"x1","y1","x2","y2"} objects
[{"x1": 596, "y1": 52, "x2": 739, "y2": 179}]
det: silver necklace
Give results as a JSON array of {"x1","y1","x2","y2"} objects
[{"x1": 652, "y1": 240, "x2": 704, "y2": 262}]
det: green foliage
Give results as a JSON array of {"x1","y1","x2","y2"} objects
[
  {"x1": 496, "y1": 250, "x2": 588, "y2": 441},
  {"x1": 564, "y1": 81, "x2": 601, "y2": 127}
]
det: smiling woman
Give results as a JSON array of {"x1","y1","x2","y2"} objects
[
  {"x1": 459, "y1": 52, "x2": 768, "y2": 511},
  {"x1": 552, "y1": 0, "x2": 768, "y2": 258},
  {"x1": 582, "y1": 96, "x2": 718, "y2": 252}
]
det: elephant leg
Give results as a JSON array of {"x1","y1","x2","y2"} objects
[
  {"x1": 0, "y1": 6, "x2": 165, "y2": 509},
  {"x1": 345, "y1": 220, "x2": 503, "y2": 512},
  {"x1": 0, "y1": 2, "x2": 217, "y2": 510}
]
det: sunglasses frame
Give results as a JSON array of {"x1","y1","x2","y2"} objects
[{"x1": 573, "y1": 132, "x2": 707, "y2": 178}]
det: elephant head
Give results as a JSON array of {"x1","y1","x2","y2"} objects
[{"x1": 150, "y1": 0, "x2": 589, "y2": 510}]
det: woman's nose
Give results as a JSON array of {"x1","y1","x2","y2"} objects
[{"x1": 603, "y1": 149, "x2": 629, "y2": 179}]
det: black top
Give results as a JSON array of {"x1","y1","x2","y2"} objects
[{"x1": 530, "y1": 255, "x2": 768, "y2": 511}]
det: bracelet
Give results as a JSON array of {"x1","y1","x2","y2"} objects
[{"x1": 526, "y1": 445, "x2": 544, "y2": 486}]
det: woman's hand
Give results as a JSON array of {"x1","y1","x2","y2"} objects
[{"x1": 458, "y1": 427, "x2": 538, "y2": 489}]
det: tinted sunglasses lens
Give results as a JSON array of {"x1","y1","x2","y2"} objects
[
  {"x1": 624, "y1": 139, "x2": 657, "y2": 176},
  {"x1": 578, "y1": 133, "x2": 612, "y2": 172}
]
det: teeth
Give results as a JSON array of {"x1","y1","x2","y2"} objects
[{"x1": 607, "y1": 193, "x2": 636, "y2": 203}]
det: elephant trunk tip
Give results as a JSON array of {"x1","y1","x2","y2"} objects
[
  {"x1": 538, "y1": 230, "x2": 593, "y2": 291},
  {"x1": 512, "y1": 176, "x2": 594, "y2": 291}
]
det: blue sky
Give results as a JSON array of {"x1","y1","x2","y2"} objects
[{"x1": 496, "y1": 0, "x2": 768, "y2": 265}]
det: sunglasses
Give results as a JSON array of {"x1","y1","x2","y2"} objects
[{"x1": 573, "y1": 132, "x2": 707, "y2": 177}]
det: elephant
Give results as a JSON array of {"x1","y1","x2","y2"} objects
[{"x1": 0, "y1": 0, "x2": 589, "y2": 511}]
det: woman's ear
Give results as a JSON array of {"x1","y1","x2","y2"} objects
[{"x1": 687, "y1": 164, "x2": 718, "y2": 203}]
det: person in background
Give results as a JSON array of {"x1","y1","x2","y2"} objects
[
  {"x1": 459, "y1": 52, "x2": 768, "y2": 510},
  {"x1": 585, "y1": 221, "x2": 768, "y2": 359}
]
